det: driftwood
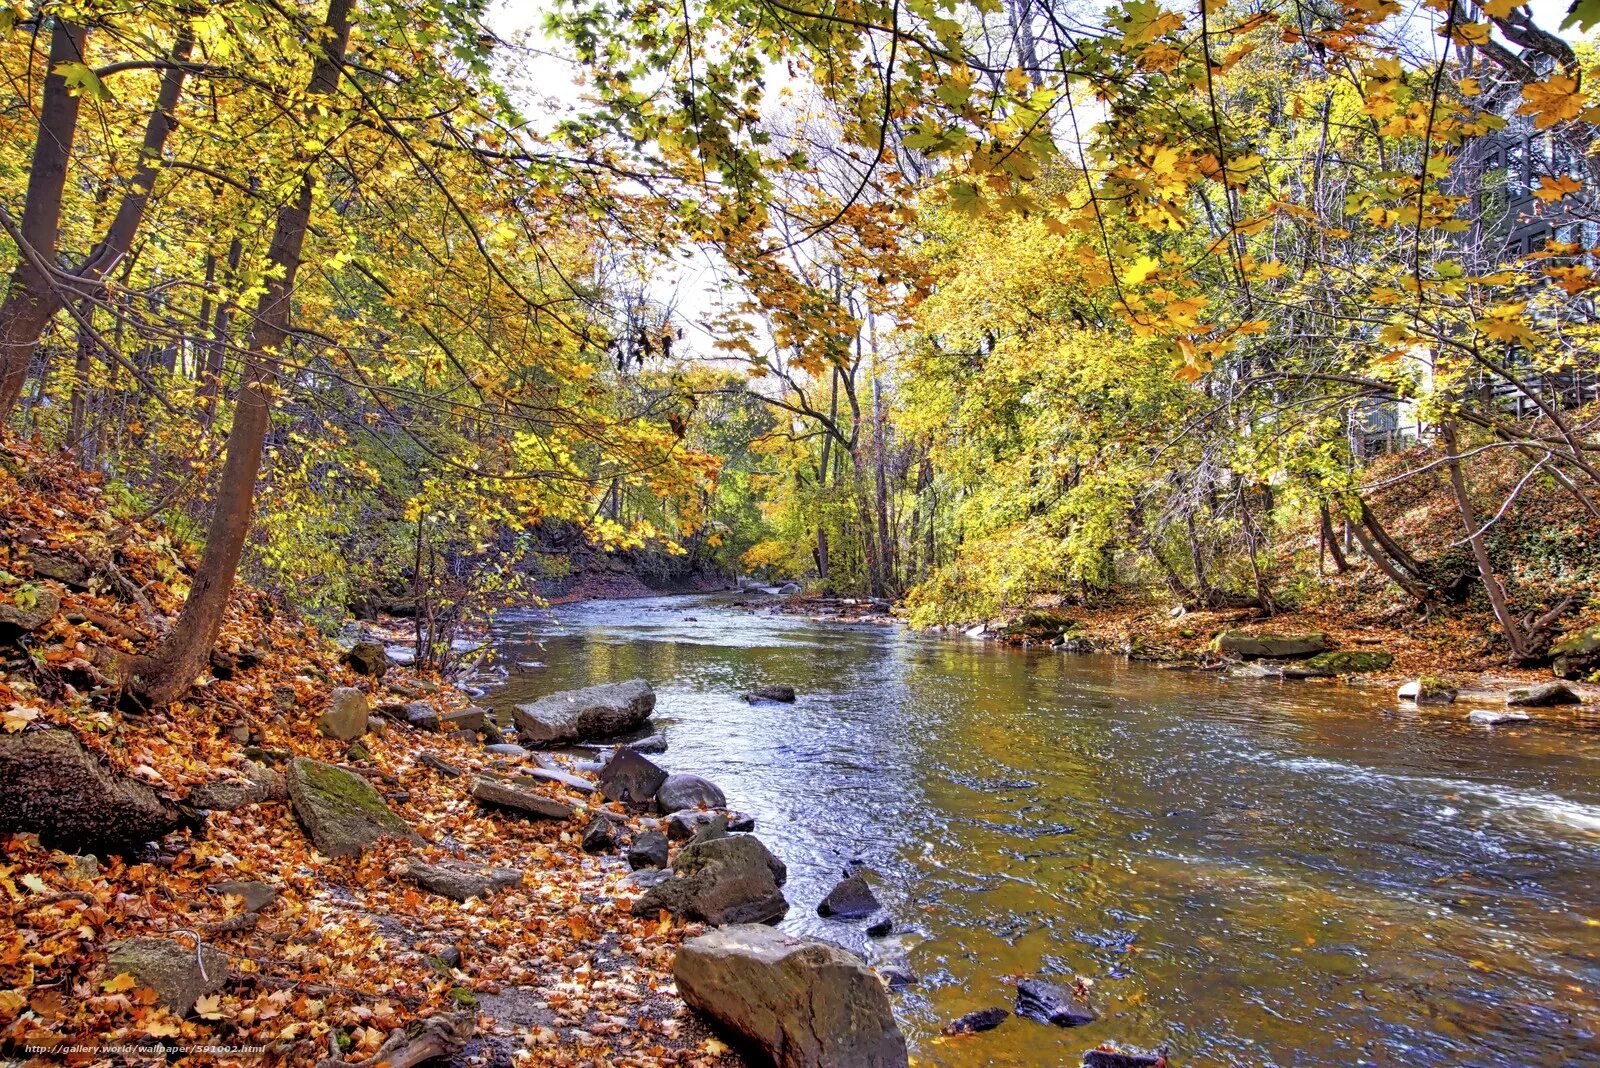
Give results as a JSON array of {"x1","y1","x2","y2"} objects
[{"x1": 316, "y1": 1011, "x2": 474, "y2": 1068}]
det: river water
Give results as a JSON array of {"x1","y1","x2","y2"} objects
[{"x1": 476, "y1": 595, "x2": 1600, "y2": 1066}]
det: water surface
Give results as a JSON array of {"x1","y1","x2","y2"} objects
[{"x1": 478, "y1": 595, "x2": 1600, "y2": 1066}]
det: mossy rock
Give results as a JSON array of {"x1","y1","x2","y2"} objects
[
  {"x1": 1551, "y1": 625, "x2": 1600, "y2": 681},
  {"x1": 1303, "y1": 650, "x2": 1394, "y2": 674},
  {"x1": 286, "y1": 757, "x2": 415, "y2": 858},
  {"x1": 1001, "y1": 611, "x2": 1077, "y2": 643},
  {"x1": 1210, "y1": 631, "x2": 1330, "y2": 659}
]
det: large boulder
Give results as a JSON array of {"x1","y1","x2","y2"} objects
[
  {"x1": 106, "y1": 937, "x2": 228, "y2": 1016},
  {"x1": 632, "y1": 833, "x2": 788, "y2": 926},
  {"x1": 1299, "y1": 649, "x2": 1394, "y2": 674},
  {"x1": 319, "y1": 687, "x2": 370, "y2": 741},
  {"x1": 1211, "y1": 631, "x2": 1330, "y2": 659},
  {"x1": 286, "y1": 757, "x2": 416, "y2": 857},
  {"x1": 0, "y1": 587, "x2": 61, "y2": 635},
  {"x1": 674, "y1": 925, "x2": 908, "y2": 1068},
  {"x1": 1551, "y1": 625, "x2": 1600, "y2": 680},
  {"x1": 1508, "y1": 682, "x2": 1582, "y2": 707},
  {"x1": 512, "y1": 679, "x2": 655, "y2": 744},
  {"x1": 597, "y1": 748, "x2": 667, "y2": 805},
  {"x1": 656, "y1": 772, "x2": 726, "y2": 814},
  {"x1": 0, "y1": 728, "x2": 194, "y2": 851}
]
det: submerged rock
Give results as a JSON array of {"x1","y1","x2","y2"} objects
[
  {"x1": 1398, "y1": 677, "x2": 1457, "y2": 705},
  {"x1": 1468, "y1": 709, "x2": 1530, "y2": 725},
  {"x1": 106, "y1": 937, "x2": 228, "y2": 1016},
  {"x1": 1301, "y1": 649, "x2": 1394, "y2": 674},
  {"x1": 287, "y1": 757, "x2": 416, "y2": 858},
  {"x1": 818, "y1": 873, "x2": 881, "y2": 919},
  {"x1": 665, "y1": 808, "x2": 755, "y2": 840},
  {"x1": 512, "y1": 679, "x2": 655, "y2": 744},
  {"x1": 632, "y1": 832, "x2": 789, "y2": 926},
  {"x1": 624, "y1": 734, "x2": 669, "y2": 754},
  {"x1": 1015, "y1": 977, "x2": 1098, "y2": 1027},
  {"x1": 0, "y1": 727, "x2": 194, "y2": 851},
  {"x1": 1083, "y1": 1048, "x2": 1167, "y2": 1068},
  {"x1": 942, "y1": 1008, "x2": 1009, "y2": 1035},
  {"x1": 744, "y1": 684, "x2": 797, "y2": 703},
  {"x1": 1506, "y1": 682, "x2": 1581, "y2": 707},
  {"x1": 656, "y1": 772, "x2": 726, "y2": 814},
  {"x1": 673, "y1": 924, "x2": 909, "y2": 1068}
]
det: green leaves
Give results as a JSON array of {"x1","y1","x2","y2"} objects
[
  {"x1": 1562, "y1": 0, "x2": 1599, "y2": 30},
  {"x1": 54, "y1": 61, "x2": 111, "y2": 102}
]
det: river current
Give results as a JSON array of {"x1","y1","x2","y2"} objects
[{"x1": 475, "y1": 594, "x2": 1600, "y2": 1066}]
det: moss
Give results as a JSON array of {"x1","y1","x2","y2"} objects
[
  {"x1": 1304, "y1": 650, "x2": 1394, "y2": 673},
  {"x1": 448, "y1": 987, "x2": 479, "y2": 1007},
  {"x1": 292, "y1": 758, "x2": 407, "y2": 830}
]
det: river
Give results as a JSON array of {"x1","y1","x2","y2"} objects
[{"x1": 475, "y1": 594, "x2": 1600, "y2": 1066}]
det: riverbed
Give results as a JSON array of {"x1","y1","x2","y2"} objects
[{"x1": 477, "y1": 594, "x2": 1600, "y2": 1066}]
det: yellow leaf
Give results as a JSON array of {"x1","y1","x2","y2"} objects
[
  {"x1": 102, "y1": 972, "x2": 138, "y2": 993},
  {"x1": 1532, "y1": 175, "x2": 1582, "y2": 203},
  {"x1": 1519, "y1": 76, "x2": 1586, "y2": 129},
  {"x1": 194, "y1": 993, "x2": 224, "y2": 1020}
]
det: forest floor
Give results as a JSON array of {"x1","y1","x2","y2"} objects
[{"x1": 0, "y1": 441, "x2": 738, "y2": 1067}]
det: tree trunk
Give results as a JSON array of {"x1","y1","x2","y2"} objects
[
  {"x1": 1441, "y1": 422, "x2": 1534, "y2": 661},
  {"x1": 126, "y1": 0, "x2": 355, "y2": 708},
  {"x1": 0, "y1": 20, "x2": 86, "y2": 416},
  {"x1": 1319, "y1": 504, "x2": 1349, "y2": 573},
  {"x1": 201, "y1": 235, "x2": 244, "y2": 423}
]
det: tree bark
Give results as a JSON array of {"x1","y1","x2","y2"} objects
[
  {"x1": 1441, "y1": 422, "x2": 1534, "y2": 661},
  {"x1": 126, "y1": 0, "x2": 355, "y2": 708},
  {"x1": 0, "y1": 20, "x2": 87, "y2": 415}
]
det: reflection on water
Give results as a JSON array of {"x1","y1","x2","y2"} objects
[{"x1": 477, "y1": 595, "x2": 1600, "y2": 1066}]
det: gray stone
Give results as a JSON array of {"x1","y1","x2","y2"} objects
[
  {"x1": 598, "y1": 747, "x2": 667, "y2": 805},
  {"x1": 440, "y1": 707, "x2": 488, "y2": 732},
  {"x1": 404, "y1": 860, "x2": 522, "y2": 901},
  {"x1": 665, "y1": 809, "x2": 755, "y2": 841},
  {"x1": 818, "y1": 874, "x2": 881, "y2": 919},
  {"x1": 319, "y1": 687, "x2": 370, "y2": 741},
  {"x1": 1211, "y1": 631, "x2": 1330, "y2": 659},
  {"x1": 744, "y1": 685, "x2": 797, "y2": 703},
  {"x1": 1507, "y1": 682, "x2": 1581, "y2": 707},
  {"x1": 511, "y1": 679, "x2": 655, "y2": 744},
  {"x1": 469, "y1": 777, "x2": 574, "y2": 820},
  {"x1": 673, "y1": 925, "x2": 908, "y2": 1068},
  {"x1": 106, "y1": 937, "x2": 228, "y2": 1016},
  {"x1": 25, "y1": 549, "x2": 91, "y2": 588},
  {"x1": 632, "y1": 833, "x2": 788, "y2": 926},
  {"x1": 521, "y1": 766, "x2": 596, "y2": 793},
  {"x1": 0, "y1": 587, "x2": 60, "y2": 634},
  {"x1": 211, "y1": 880, "x2": 278, "y2": 911},
  {"x1": 420, "y1": 752, "x2": 462, "y2": 778},
  {"x1": 0, "y1": 728, "x2": 193, "y2": 851},
  {"x1": 865, "y1": 914, "x2": 893, "y2": 937},
  {"x1": 624, "y1": 734, "x2": 668, "y2": 754},
  {"x1": 656, "y1": 772, "x2": 726, "y2": 814},
  {"x1": 628, "y1": 830, "x2": 670, "y2": 870},
  {"x1": 1468, "y1": 709, "x2": 1530, "y2": 725},
  {"x1": 189, "y1": 766, "x2": 282, "y2": 811},
  {"x1": 1082, "y1": 1049, "x2": 1165, "y2": 1068},
  {"x1": 485, "y1": 743, "x2": 528, "y2": 758},
  {"x1": 286, "y1": 757, "x2": 416, "y2": 858},
  {"x1": 942, "y1": 1008, "x2": 1008, "y2": 1035},
  {"x1": 1015, "y1": 978, "x2": 1097, "y2": 1027},
  {"x1": 404, "y1": 702, "x2": 439, "y2": 730},
  {"x1": 342, "y1": 639, "x2": 391, "y2": 677}
]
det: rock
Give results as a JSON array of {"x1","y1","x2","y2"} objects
[
  {"x1": 404, "y1": 860, "x2": 522, "y2": 901},
  {"x1": 1224, "y1": 661, "x2": 1282, "y2": 680},
  {"x1": 665, "y1": 809, "x2": 755, "y2": 841},
  {"x1": 656, "y1": 772, "x2": 727, "y2": 814},
  {"x1": 581, "y1": 817, "x2": 619, "y2": 853},
  {"x1": 597, "y1": 748, "x2": 668, "y2": 806},
  {"x1": 420, "y1": 752, "x2": 462, "y2": 778},
  {"x1": 776, "y1": 582, "x2": 802, "y2": 595},
  {"x1": 1083, "y1": 1048, "x2": 1166, "y2": 1068},
  {"x1": 865, "y1": 915, "x2": 893, "y2": 938},
  {"x1": 318, "y1": 687, "x2": 370, "y2": 741},
  {"x1": 1551, "y1": 625, "x2": 1600, "y2": 680},
  {"x1": 1301, "y1": 649, "x2": 1394, "y2": 674},
  {"x1": 24, "y1": 549, "x2": 91, "y2": 588},
  {"x1": 1015, "y1": 978, "x2": 1097, "y2": 1027},
  {"x1": 342, "y1": 638, "x2": 391, "y2": 677},
  {"x1": 632, "y1": 833, "x2": 789, "y2": 926},
  {"x1": 477, "y1": 718, "x2": 505, "y2": 746},
  {"x1": 211, "y1": 880, "x2": 278, "y2": 911},
  {"x1": 105, "y1": 937, "x2": 228, "y2": 1016},
  {"x1": 243, "y1": 746, "x2": 290, "y2": 765},
  {"x1": 628, "y1": 830, "x2": 670, "y2": 870},
  {"x1": 485, "y1": 743, "x2": 528, "y2": 758},
  {"x1": 0, "y1": 587, "x2": 61, "y2": 634},
  {"x1": 626, "y1": 867, "x2": 673, "y2": 890},
  {"x1": 469, "y1": 777, "x2": 574, "y2": 820},
  {"x1": 1398, "y1": 676, "x2": 1457, "y2": 705},
  {"x1": 624, "y1": 734, "x2": 668, "y2": 754},
  {"x1": 404, "y1": 702, "x2": 439, "y2": 730},
  {"x1": 522, "y1": 766, "x2": 596, "y2": 793},
  {"x1": 1210, "y1": 631, "x2": 1330, "y2": 659},
  {"x1": 1507, "y1": 682, "x2": 1581, "y2": 707},
  {"x1": 189, "y1": 763, "x2": 286, "y2": 811},
  {"x1": 346, "y1": 738, "x2": 373, "y2": 763},
  {"x1": 440, "y1": 707, "x2": 487, "y2": 732},
  {"x1": 818, "y1": 874, "x2": 881, "y2": 919},
  {"x1": 286, "y1": 757, "x2": 416, "y2": 858},
  {"x1": 673, "y1": 924, "x2": 908, "y2": 1068},
  {"x1": 1468, "y1": 709, "x2": 1530, "y2": 725},
  {"x1": 0, "y1": 728, "x2": 194, "y2": 851},
  {"x1": 943, "y1": 1008, "x2": 1008, "y2": 1035},
  {"x1": 511, "y1": 679, "x2": 655, "y2": 744},
  {"x1": 744, "y1": 684, "x2": 797, "y2": 703}
]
